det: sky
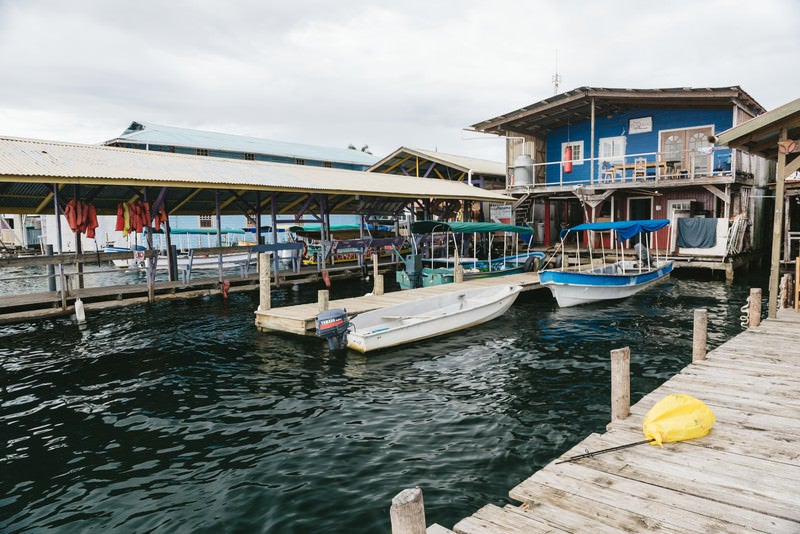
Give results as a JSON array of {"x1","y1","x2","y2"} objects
[{"x1": 1, "y1": 0, "x2": 798, "y2": 162}]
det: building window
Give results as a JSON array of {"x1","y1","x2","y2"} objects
[
  {"x1": 244, "y1": 153, "x2": 255, "y2": 161},
  {"x1": 245, "y1": 214, "x2": 257, "y2": 228},
  {"x1": 295, "y1": 158, "x2": 306, "y2": 165},
  {"x1": 199, "y1": 214, "x2": 213, "y2": 228},
  {"x1": 196, "y1": 148, "x2": 210, "y2": 156},
  {"x1": 323, "y1": 161, "x2": 333, "y2": 168},
  {"x1": 599, "y1": 136, "x2": 626, "y2": 165},
  {"x1": 561, "y1": 140, "x2": 584, "y2": 165}
]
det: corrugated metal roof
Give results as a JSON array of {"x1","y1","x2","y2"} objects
[
  {"x1": 472, "y1": 86, "x2": 765, "y2": 138},
  {"x1": 716, "y1": 97, "x2": 800, "y2": 161},
  {"x1": 105, "y1": 121, "x2": 379, "y2": 167},
  {"x1": 368, "y1": 146, "x2": 505, "y2": 178},
  {"x1": 0, "y1": 137, "x2": 513, "y2": 215}
]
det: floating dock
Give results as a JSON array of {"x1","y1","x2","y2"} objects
[
  {"x1": 442, "y1": 310, "x2": 800, "y2": 533},
  {"x1": 254, "y1": 272, "x2": 542, "y2": 335}
]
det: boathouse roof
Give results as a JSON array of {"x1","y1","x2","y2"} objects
[
  {"x1": 0, "y1": 136, "x2": 513, "y2": 216},
  {"x1": 717, "y1": 97, "x2": 800, "y2": 161},
  {"x1": 471, "y1": 86, "x2": 765, "y2": 137},
  {"x1": 368, "y1": 147, "x2": 505, "y2": 181},
  {"x1": 105, "y1": 121, "x2": 379, "y2": 168}
]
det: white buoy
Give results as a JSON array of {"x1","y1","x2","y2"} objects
[{"x1": 75, "y1": 298, "x2": 86, "y2": 323}]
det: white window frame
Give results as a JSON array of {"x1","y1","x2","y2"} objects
[
  {"x1": 599, "y1": 136, "x2": 626, "y2": 165},
  {"x1": 561, "y1": 140, "x2": 585, "y2": 165}
]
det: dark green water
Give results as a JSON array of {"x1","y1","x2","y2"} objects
[{"x1": 0, "y1": 271, "x2": 767, "y2": 533}]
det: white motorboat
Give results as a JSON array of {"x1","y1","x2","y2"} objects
[
  {"x1": 318, "y1": 284, "x2": 522, "y2": 353},
  {"x1": 539, "y1": 219, "x2": 673, "y2": 307}
]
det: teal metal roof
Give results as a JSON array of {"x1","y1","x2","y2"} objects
[{"x1": 105, "y1": 121, "x2": 379, "y2": 167}]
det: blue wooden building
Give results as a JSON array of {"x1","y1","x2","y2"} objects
[{"x1": 471, "y1": 87, "x2": 772, "y2": 273}]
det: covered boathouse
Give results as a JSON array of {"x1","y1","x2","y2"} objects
[{"x1": 0, "y1": 135, "x2": 514, "y2": 322}]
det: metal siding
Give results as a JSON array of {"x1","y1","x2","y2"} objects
[{"x1": 0, "y1": 138, "x2": 514, "y2": 214}]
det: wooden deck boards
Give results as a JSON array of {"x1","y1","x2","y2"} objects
[
  {"x1": 450, "y1": 310, "x2": 800, "y2": 533},
  {"x1": 254, "y1": 272, "x2": 542, "y2": 335}
]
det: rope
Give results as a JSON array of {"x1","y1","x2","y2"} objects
[{"x1": 739, "y1": 296, "x2": 750, "y2": 328}]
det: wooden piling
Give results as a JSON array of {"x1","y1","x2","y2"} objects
[
  {"x1": 390, "y1": 487, "x2": 426, "y2": 534},
  {"x1": 318, "y1": 290, "x2": 329, "y2": 313},
  {"x1": 454, "y1": 265, "x2": 464, "y2": 283},
  {"x1": 374, "y1": 274, "x2": 384, "y2": 296},
  {"x1": 610, "y1": 347, "x2": 630, "y2": 421},
  {"x1": 749, "y1": 287, "x2": 762, "y2": 327},
  {"x1": 372, "y1": 253, "x2": 379, "y2": 279},
  {"x1": 693, "y1": 308, "x2": 707, "y2": 362},
  {"x1": 258, "y1": 252, "x2": 271, "y2": 312}
]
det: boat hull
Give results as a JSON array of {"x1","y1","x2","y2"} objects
[
  {"x1": 346, "y1": 285, "x2": 522, "y2": 353},
  {"x1": 540, "y1": 261, "x2": 673, "y2": 307}
]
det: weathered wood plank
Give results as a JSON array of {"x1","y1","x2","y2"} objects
[
  {"x1": 513, "y1": 460, "x2": 798, "y2": 533},
  {"x1": 453, "y1": 504, "x2": 563, "y2": 534},
  {"x1": 440, "y1": 312, "x2": 800, "y2": 533}
]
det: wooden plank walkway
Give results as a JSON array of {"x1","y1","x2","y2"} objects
[
  {"x1": 254, "y1": 272, "x2": 542, "y2": 335},
  {"x1": 448, "y1": 310, "x2": 800, "y2": 534}
]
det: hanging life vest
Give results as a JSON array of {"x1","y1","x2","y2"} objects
[{"x1": 563, "y1": 145, "x2": 573, "y2": 174}]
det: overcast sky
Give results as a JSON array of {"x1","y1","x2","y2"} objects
[{"x1": 1, "y1": 0, "x2": 798, "y2": 162}]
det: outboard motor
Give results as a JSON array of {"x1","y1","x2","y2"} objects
[
  {"x1": 316, "y1": 308, "x2": 349, "y2": 350},
  {"x1": 634, "y1": 242, "x2": 651, "y2": 265},
  {"x1": 404, "y1": 254, "x2": 423, "y2": 289}
]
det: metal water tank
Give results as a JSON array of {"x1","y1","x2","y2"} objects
[{"x1": 512, "y1": 154, "x2": 533, "y2": 186}]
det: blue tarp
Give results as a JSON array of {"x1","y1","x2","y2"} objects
[
  {"x1": 677, "y1": 218, "x2": 717, "y2": 248},
  {"x1": 563, "y1": 219, "x2": 670, "y2": 242}
]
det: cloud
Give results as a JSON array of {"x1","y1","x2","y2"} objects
[{"x1": 1, "y1": 0, "x2": 798, "y2": 162}]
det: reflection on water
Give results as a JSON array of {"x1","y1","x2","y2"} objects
[{"x1": 0, "y1": 271, "x2": 766, "y2": 532}]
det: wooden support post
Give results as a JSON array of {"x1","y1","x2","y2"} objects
[
  {"x1": 372, "y1": 253, "x2": 379, "y2": 279},
  {"x1": 454, "y1": 265, "x2": 464, "y2": 283},
  {"x1": 693, "y1": 308, "x2": 707, "y2": 362},
  {"x1": 318, "y1": 289, "x2": 329, "y2": 313},
  {"x1": 610, "y1": 347, "x2": 630, "y2": 422},
  {"x1": 258, "y1": 252, "x2": 271, "y2": 312},
  {"x1": 374, "y1": 274, "x2": 384, "y2": 296},
  {"x1": 794, "y1": 258, "x2": 800, "y2": 311},
  {"x1": 390, "y1": 487, "x2": 426, "y2": 534},
  {"x1": 749, "y1": 288, "x2": 762, "y2": 327}
]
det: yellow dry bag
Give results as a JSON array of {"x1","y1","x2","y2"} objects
[{"x1": 643, "y1": 393, "x2": 715, "y2": 446}]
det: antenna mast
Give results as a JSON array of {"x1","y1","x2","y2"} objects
[{"x1": 552, "y1": 49, "x2": 561, "y2": 95}]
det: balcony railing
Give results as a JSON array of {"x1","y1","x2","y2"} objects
[{"x1": 506, "y1": 147, "x2": 752, "y2": 190}]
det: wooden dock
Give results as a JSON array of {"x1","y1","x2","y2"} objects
[
  {"x1": 254, "y1": 272, "x2": 543, "y2": 335},
  {"x1": 441, "y1": 310, "x2": 800, "y2": 533}
]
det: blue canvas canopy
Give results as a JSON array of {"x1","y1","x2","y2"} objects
[{"x1": 562, "y1": 219, "x2": 670, "y2": 241}]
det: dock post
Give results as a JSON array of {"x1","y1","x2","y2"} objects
[
  {"x1": 610, "y1": 347, "x2": 630, "y2": 421},
  {"x1": 749, "y1": 288, "x2": 762, "y2": 327},
  {"x1": 454, "y1": 265, "x2": 464, "y2": 283},
  {"x1": 372, "y1": 253, "x2": 379, "y2": 279},
  {"x1": 258, "y1": 252, "x2": 271, "y2": 312},
  {"x1": 374, "y1": 274, "x2": 384, "y2": 296},
  {"x1": 390, "y1": 487, "x2": 426, "y2": 534},
  {"x1": 692, "y1": 309, "x2": 707, "y2": 362},
  {"x1": 318, "y1": 290, "x2": 329, "y2": 312},
  {"x1": 46, "y1": 244, "x2": 56, "y2": 292}
]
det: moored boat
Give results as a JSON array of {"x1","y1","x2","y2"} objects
[
  {"x1": 316, "y1": 285, "x2": 522, "y2": 353},
  {"x1": 397, "y1": 220, "x2": 544, "y2": 289},
  {"x1": 539, "y1": 219, "x2": 673, "y2": 307}
]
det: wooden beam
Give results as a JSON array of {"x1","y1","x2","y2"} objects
[
  {"x1": 702, "y1": 185, "x2": 730, "y2": 203},
  {"x1": 768, "y1": 128, "x2": 789, "y2": 318}
]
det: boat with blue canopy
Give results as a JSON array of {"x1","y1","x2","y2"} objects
[
  {"x1": 539, "y1": 219, "x2": 673, "y2": 307},
  {"x1": 396, "y1": 220, "x2": 544, "y2": 289}
]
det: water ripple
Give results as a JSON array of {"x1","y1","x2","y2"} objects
[{"x1": 0, "y1": 272, "x2": 765, "y2": 532}]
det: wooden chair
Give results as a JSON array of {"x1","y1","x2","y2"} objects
[{"x1": 633, "y1": 157, "x2": 647, "y2": 181}]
